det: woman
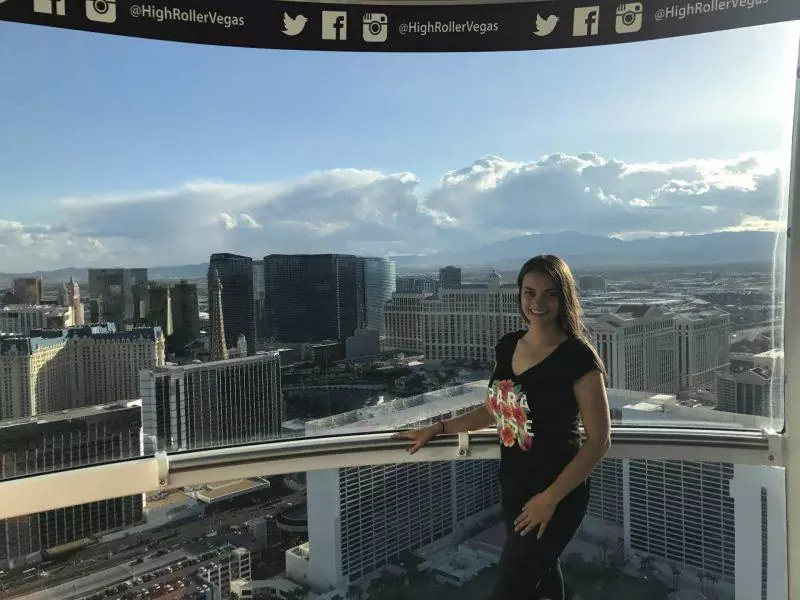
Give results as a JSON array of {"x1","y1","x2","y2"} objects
[{"x1": 393, "y1": 255, "x2": 611, "y2": 599}]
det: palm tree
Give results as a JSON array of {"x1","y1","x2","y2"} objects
[
  {"x1": 637, "y1": 554, "x2": 656, "y2": 581},
  {"x1": 366, "y1": 576, "x2": 386, "y2": 598},
  {"x1": 597, "y1": 536, "x2": 613, "y2": 566},
  {"x1": 347, "y1": 584, "x2": 363, "y2": 600},
  {"x1": 696, "y1": 571, "x2": 706, "y2": 594},
  {"x1": 605, "y1": 547, "x2": 629, "y2": 591},
  {"x1": 669, "y1": 563, "x2": 682, "y2": 590},
  {"x1": 287, "y1": 583, "x2": 310, "y2": 600},
  {"x1": 707, "y1": 573, "x2": 719, "y2": 597}
]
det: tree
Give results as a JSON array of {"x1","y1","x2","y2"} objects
[
  {"x1": 346, "y1": 584, "x2": 363, "y2": 600},
  {"x1": 366, "y1": 572, "x2": 403, "y2": 600},
  {"x1": 707, "y1": 573, "x2": 719, "y2": 597},
  {"x1": 696, "y1": 571, "x2": 706, "y2": 594},
  {"x1": 637, "y1": 554, "x2": 656, "y2": 582},
  {"x1": 284, "y1": 583, "x2": 311, "y2": 600},
  {"x1": 575, "y1": 528, "x2": 593, "y2": 543},
  {"x1": 604, "y1": 546, "x2": 629, "y2": 592},
  {"x1": 597, "y1": 536, "x2": 613, "y2": 566},
  {"x1": 669, "y1": 563, "x2": 682, "y2": 590}
]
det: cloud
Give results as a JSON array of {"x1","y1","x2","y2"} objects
[{"x1": 0, "y1": 152, "x2": 787, "y2": 271}]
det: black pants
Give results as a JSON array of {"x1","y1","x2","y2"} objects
[{"x1": 490, "y1": 481, "x2": 589, "y2": 599}]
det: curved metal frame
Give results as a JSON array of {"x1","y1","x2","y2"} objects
[
  {"x1": 782, "y1": 30, "x2": 800, "y2": 600},
  {"x1": 0, "y1": 426, "x2": 781, "y2": 521},
  {"x1": 0, "y1": 7, "x2": 795, "y2": 597}
]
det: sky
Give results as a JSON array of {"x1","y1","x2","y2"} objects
[{"x1": 0, "y1": 20, "x2": 798, "y2": 271}]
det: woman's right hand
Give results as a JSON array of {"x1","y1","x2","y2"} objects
[{"x1": 392, "y1": 423, "x2": 442, "y2": 455}]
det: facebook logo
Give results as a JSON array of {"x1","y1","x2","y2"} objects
[
  {"x1": 322, "y1": 10, "x2": 348, "y2": 41},
  {"x1": 573, "y1": 6, "x2": 600, "y2": 36}
]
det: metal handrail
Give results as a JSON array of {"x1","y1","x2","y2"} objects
[{"x1": 0, "y1": 425, "x2": 780, "y2": 520}]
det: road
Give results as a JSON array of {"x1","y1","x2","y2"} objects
[
  {"x1": 730, "y1": 321, "x2": 779, "y2": 343},
  {"x1": 22, "y1": 550, "x2": 187, "y2": 600},
  {"x1": 5, "y1": 491, "x2": 306, "y2": 600},
  {"x1": 66, "y1": 552, "x2": 213, "y2": 600}
]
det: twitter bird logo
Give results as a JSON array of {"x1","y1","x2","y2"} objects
[
  {"x1": 534, "y1": 14, "x2": 558, "y2": 36},
  {"x1": 283, "y1": 13, "x2": 308, "y2": 36}
]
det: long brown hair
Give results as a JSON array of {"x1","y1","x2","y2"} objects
[{"x1": 516, "y1": 254, "x2": 606, "y2": 378}]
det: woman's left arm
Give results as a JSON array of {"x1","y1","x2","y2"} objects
[
  {"x1": 546, "y1": 369, "x2": 611, "y2": 502},
  {"x1": 514, "y1": 370, "x2": 611, "y2": 537}
]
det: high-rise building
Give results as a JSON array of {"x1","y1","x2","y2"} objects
[
  {"x1": 264, "y1": 254, "x2": 365, "y2": 343},
  {"x1": 438, "y1": 266, "x2": 462, "y2": 289},
  {"x1": 66, "y1": 324, "x2": 165, "y2": 409},
  {"x1": 0, "y1": 400, "x2": 144, "y2": 568},
  {"x1": 253, "y1": 260, "x2": 266, "y2": 342},
  {"x1": 146, "y1": 285, "x2": 173, "y2": 336},
  {"x1": 581, "y1": 395, "x2": 787, "y2": 598},
  {"x1": 132, "y1": 282, "x2": 149, "y2": 324},
  {"x1": 57, "y1": 277, "x2": 85, "y2": 326},
  {"x1": 384, "y1": 292, "x2": 431, "y2": 355},
  {"x1": 88, "y1": 268, "x2": 149, "y2": 330},
  {"x1": 88, "y1": 298, "x2": 103, "y2": 324},
  {"x1": 208, "y1": 267, "x2": 228, "y2": 362},
  {"x1": 292, "y1": 382, "x2": 499, "y2": 590},
  {"x1": 362, "y1": 257, "x2": 395, "y2": 335},
  {"x1": 384, "y1": 273, "x2": 524, "y2": 363},
  {"x1": 12, "y1": 277, "x2": 43, "y2": 305},
  {"x1": 717, "y1": 368, "x2": 773, "y2": 416},
  {"x1": 589, "y1": 304, "x2": 678, "y2": 394},
  {"x1": 729, "y1": 465, "x2": 787, "y2": 600},
  {"x1": 0, "y1": 333, "x2": 69, "y2": 419},
  {"x1": 57, "y1": 282, "x2": 69, "y2": 308},
  {"x1": 139, "y1": 352, "x2": 282, "y2": 453},
  {"x1": 0, "y1": 324, "x2": 166, "y2": 418},
  {"x1": 395, "y1": 276, "x2": 439, "y2": 294},
  {"x1": 0, "y1": 304, "x2": 76, "y2": 336},
  {"x1": 627, "y1": 459, "x2": 735, "y2": 581},
  {"x1": 209, "y1": 254, "x2": 256, "y2": 356},
  {"x1": 675, "y1": 310, "x2": 731, "y2": 391},
  {"x1": 345, "y1": 328, "x2": 380, "y2": 359},
  {"x1": 582, "y1": 453, "x2": 785, "y2": 598},
  {"x1": 578, "y1": 275, "x2": 607, "y2": 293},
  {"x1": 170, "y1": 280, "x2": 200, "y2": 350}
]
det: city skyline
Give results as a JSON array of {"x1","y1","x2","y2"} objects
[
  {"x1": 0, "y1": 13, "x2": 795, "y2": 600},
  {"x1": 0, "y1": 23, "x2": 798, "y2": 271}
]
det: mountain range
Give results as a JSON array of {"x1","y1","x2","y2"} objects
[
  {"x1": 0, "y1": 230, "x2": 781, "y2": 284},
  {"x1": 391, "y1": 230, "x2": 781, "y2": 269}
]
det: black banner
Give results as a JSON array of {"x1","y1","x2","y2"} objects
[{"x1": 0, "y1": 0, "x2": 798, "y2": 52}]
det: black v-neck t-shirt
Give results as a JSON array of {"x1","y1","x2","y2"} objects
[{"x1": 487, "y1": 330, "x2": 602, "y2": 495}]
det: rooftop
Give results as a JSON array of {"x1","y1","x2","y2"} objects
[
  {"x1": 305, "y1": 382, "x2": 490, "y2": 434},
  {"x1": 615, "y1": 304, "x2": 654, "y2": 318},
  {"x1": 195, "y1": 478, "x2": 270, "y2": 503},
  {"x1": 0, "y1": 304, "x2": 70, "y2": 314},
  {"x1": 144, "y1": 489, "x2": 195, "y2": 511},
  {"x1": 0, "y1": 399, "x2": 142, "y2": 430},
  {"x1": 149, "y1": 351, "x2": 280, "y2": 373}
]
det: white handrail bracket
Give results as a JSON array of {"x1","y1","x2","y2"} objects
[{"x1": 457, "y1": 431, "x2": 471, "y2": 458}]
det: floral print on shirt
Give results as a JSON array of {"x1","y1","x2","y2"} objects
[{"x1": 487, "y1": 379, "x2": 533, "y2": 451}]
